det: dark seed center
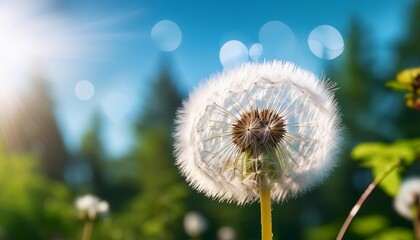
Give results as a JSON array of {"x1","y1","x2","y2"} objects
[{"x1": 232, "y1": 109, "x2": 286, "y2": 154}]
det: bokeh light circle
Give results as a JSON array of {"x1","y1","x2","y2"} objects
[
  {"x1": 216, "y1": 226, "x2": 236, "y2": 240},
  {"x1": 249, "y1": 43, "x2": 263, "y2": 61},
  {"x1": 219, "y1": 40, "x2": 248, "y2": 68},
  {"x1": 258, "y1": 21, "x2": 295, "y2": 59},
  {"x1": 308, "y1": 25, "x2": 344, "y2": 60},
  {"x1": 102, "y1": 91, "x2": 137, "y2": 125},
  {"x1": 151, "y1": 20, "x2": 182, "y2": 52},
  {"x1": 183, "y1": 212, "x2": 208, "y2": 237},
  {"x1": 75, "y1": 80, "x2": 94, "y2": 101}
]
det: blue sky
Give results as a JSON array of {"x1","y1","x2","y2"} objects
[{"x1": 0, "y1": 0, "x2": 414, "y2": 157}]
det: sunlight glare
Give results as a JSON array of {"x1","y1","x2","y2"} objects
[{"x1": 0, "y1": 0, "x2": 82, "y2": 84}]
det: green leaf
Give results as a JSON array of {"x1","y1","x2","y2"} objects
[
  {"x1": 372, "y1": 160, "x2": 402, "y2": 196},
  {"x1": 352, "y1": 143, "x2": 387, "y2": 161},
  {"x1": 303, "y1": 222, "x2": 340, "y2": 240},
  {"x1": 350, "y1": 214, "x2": 389, "y2": 237},
  {"x1": 352, "y1": 140, "x2": 418, "y2": 166},
  {"x1": 385, "y1": 80, "x2": 412, "y2": 91},
  {"x1": 396, "y1": 138, "x2": 420, "y2": 152},
  {"x1": 368, "y1": 227, "x2": 414, "y2": 240},
  {"x1": 351, "y1": 139, "x2": 420, "y2": 196}
]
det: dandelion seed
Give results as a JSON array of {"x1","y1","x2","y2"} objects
[{"x1": 175, "y1": 60, "x2": 341, "y2": 204}]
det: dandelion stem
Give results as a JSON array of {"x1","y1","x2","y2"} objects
[
  {"x1": 260, "y1": 179, "x2": 272, "y2": 240},
  {"x1": 414, "y1": 194, "x2": 420, "y2": 240},
  {"x1": 82, "y1": 220, "x2": 94, "y2": 240},
  {"x1": 336, "y1": 160, "x2": 401, "y2": 240}
]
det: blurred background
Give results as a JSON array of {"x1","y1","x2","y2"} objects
[{"x1": 1, "y1": 0, "x2": 420, "y2": 239}]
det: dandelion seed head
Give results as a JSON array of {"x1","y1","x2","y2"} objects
[
  {"x1": 232, "y1": 109, "x2": 286, "y2": 154},
  {"x1": 75, "y1": 194, "x2": 109, "y2": 220},
  {"x1": 174, "y1": 60, "x2": 342, "y2": 204},
  {"x1": 394, "y1": 178, "x2": 420, "y2": 220},
  {"x1": 75, "y1": 194, "x2": 100, "y2": 211}
]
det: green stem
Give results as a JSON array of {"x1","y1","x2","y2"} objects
[
  {"x1": 336, "y1": 160, "x2": 401, "y2": 240},
  {"x1": 82, "y1": 220, "x2": 94, "y2": 240},
  {"x1": 260, "y1": 179, "x2": 272, "y2": 240}
]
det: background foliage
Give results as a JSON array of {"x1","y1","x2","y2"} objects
[{"x1": 1, "y1": 1, "x2": 420, "y2": 239}]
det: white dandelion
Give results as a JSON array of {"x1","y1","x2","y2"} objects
[
  {"x1": 175, "y1": 60, "x2": 341, "y2": 203},
  {"x1": 75, "y1": 194, "x2": 109, "y2": 221},
  {"x1": 75, "y1": 194, "x2": 109, "y2": 240},
  {"x1": 174, "y1": 61, "x2": 341, "y2": 239},
  {"x1": 394, "y1": 178, "x2": 420, "y2": 220}
]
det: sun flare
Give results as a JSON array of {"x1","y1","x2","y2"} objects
[{"x1": 0, "y1": 0, "x2": 84, "y2": 86}]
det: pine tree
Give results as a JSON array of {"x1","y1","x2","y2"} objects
[
  {"x1": 125, "y1": 59, "x2": 189, "y2": 239},
  {"x1": 0, "y1": 73, "x2": 68, "y2": 180},
  {"x1": 301, "y1": 21, "x2": 393, "y2": 239},
  {"x1": 393, "y1": 0, "x2": 420, "y2": 137},
  {"x1": 396, "y1": 0, "x2": 420, "y2": 69},
  {"x1": 329, "y1": 21, "x2": 381, "y2": 142},
  {"x1": 79, "y1": 111, "x2": 106, "y2": 193}
]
